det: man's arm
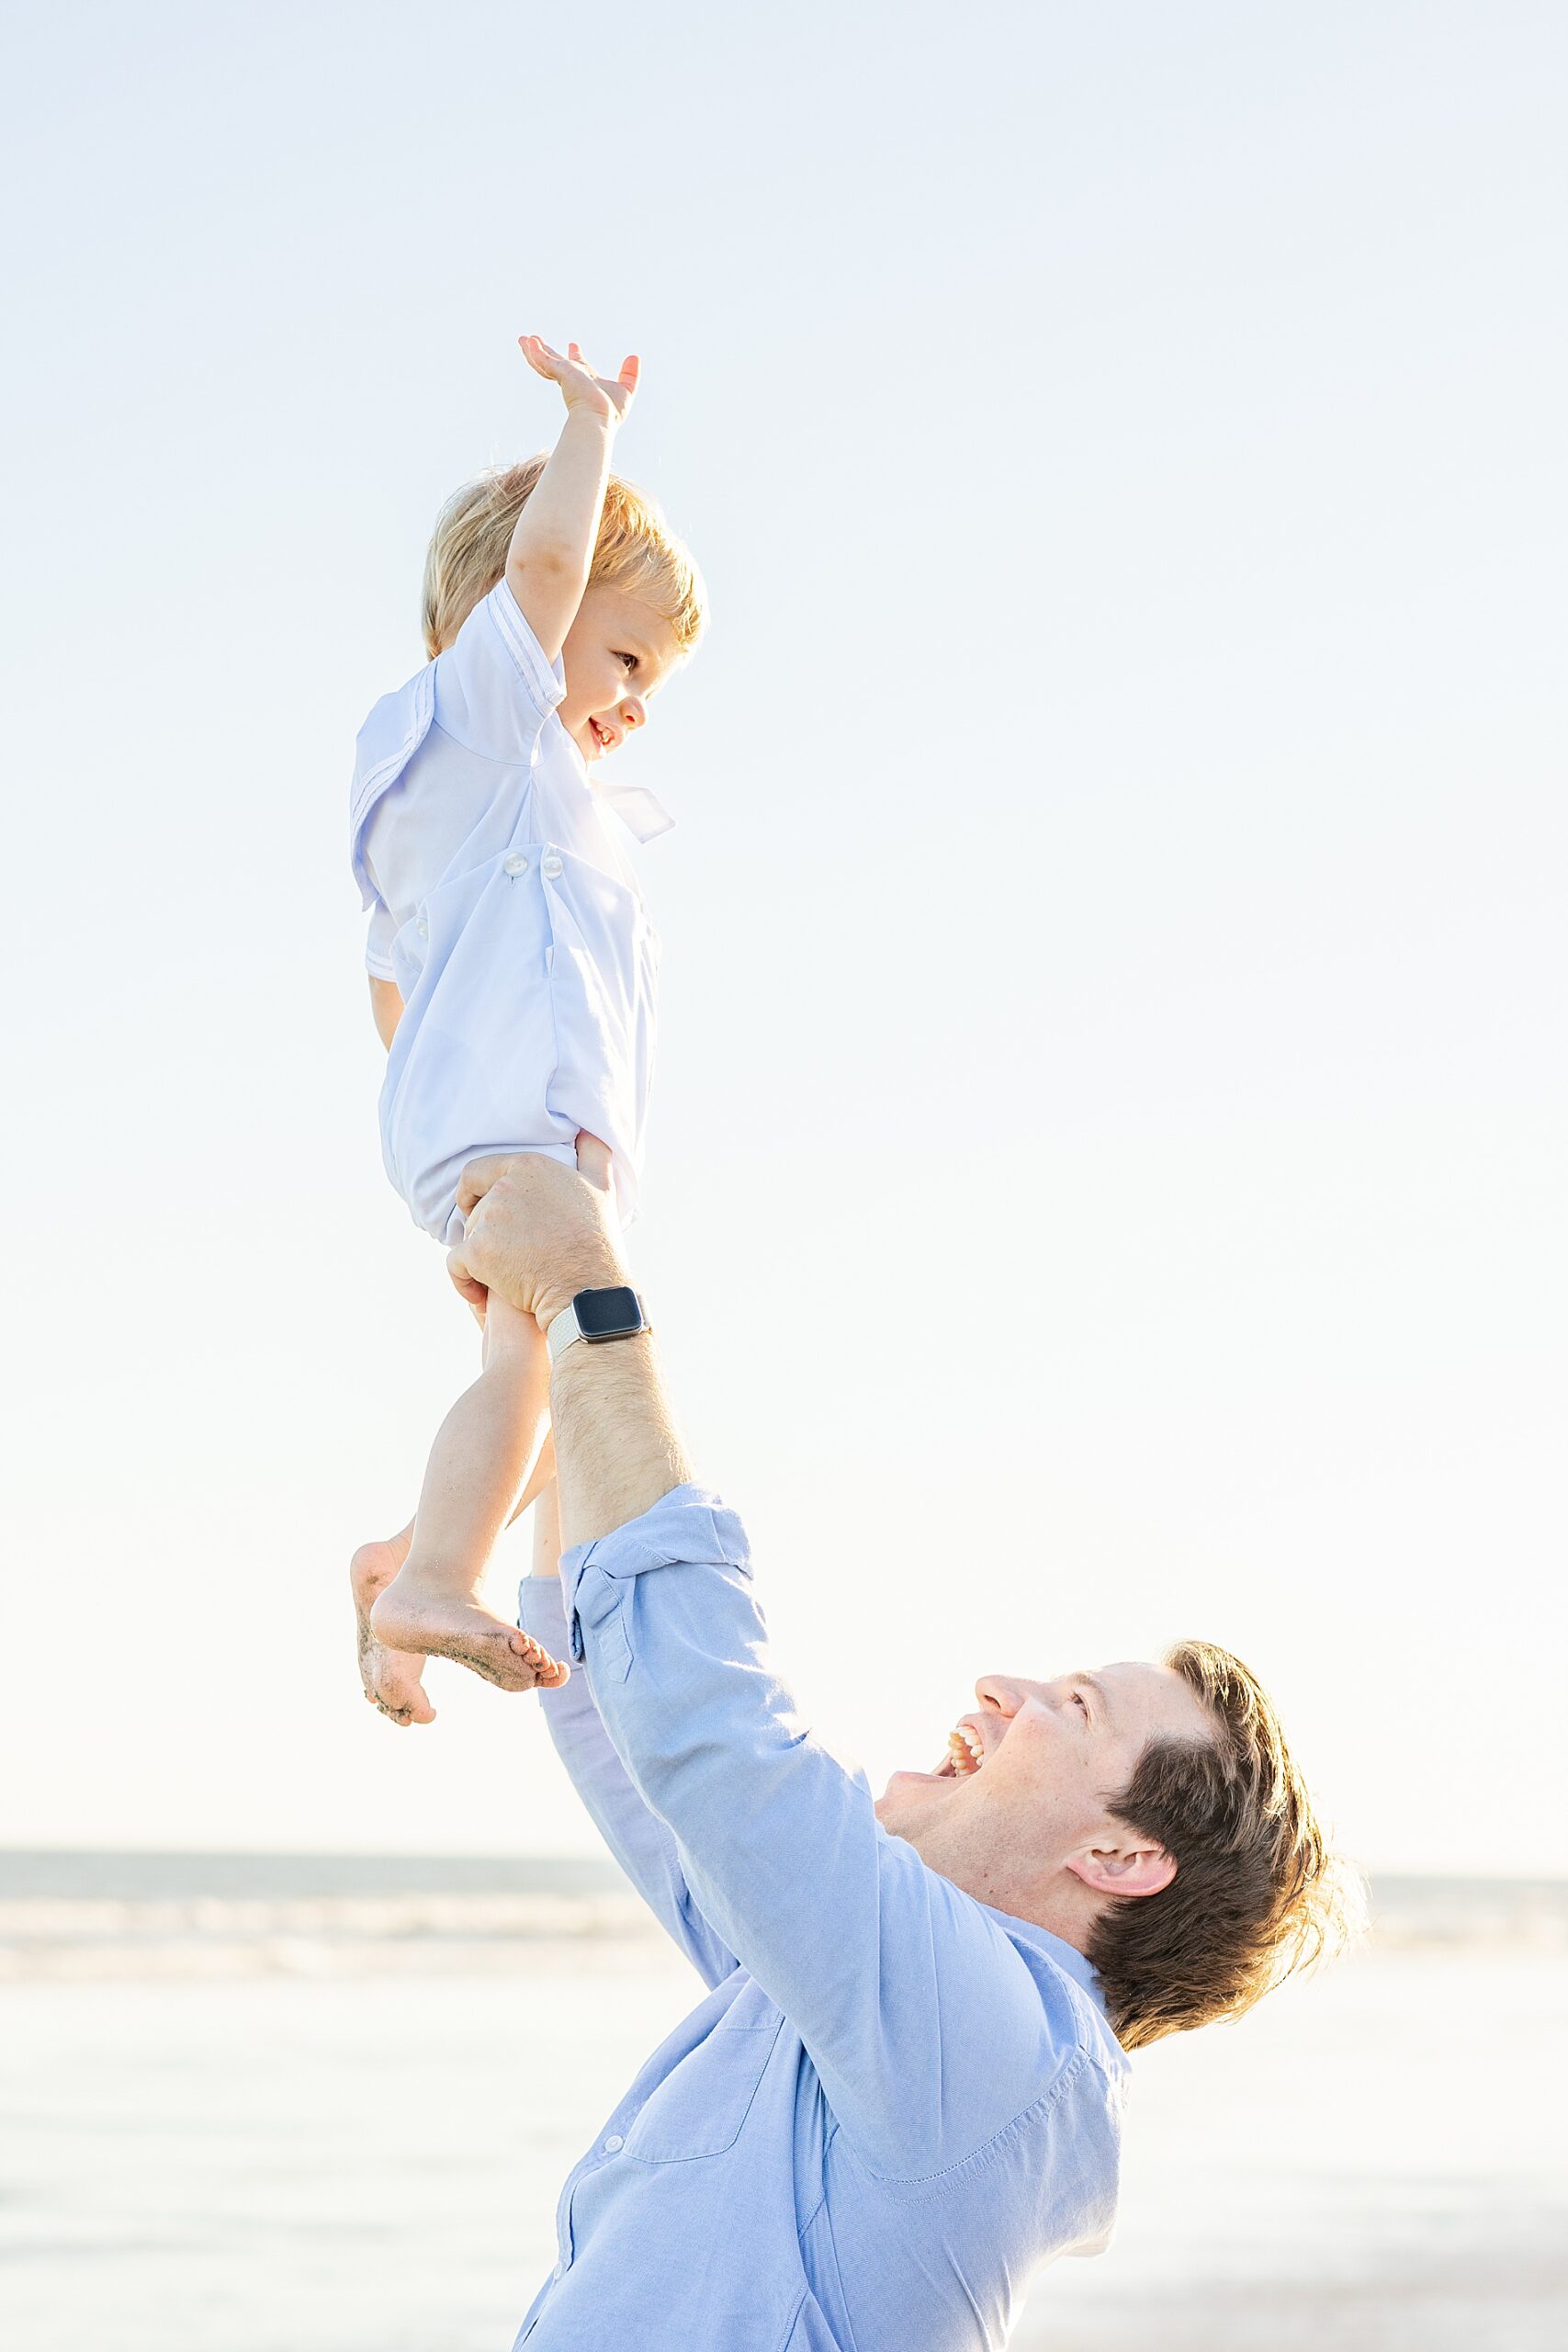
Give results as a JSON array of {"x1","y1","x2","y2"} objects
[
  {"x1": 449, "y1": 1153, "x2": 1078, "y2": 2177},
  {"x1": 505, "y1": 336, "x2": 638, "y2": 664},
  {"x1": 524, "y1": 1489, "x2": 740, "y2": 1989}
]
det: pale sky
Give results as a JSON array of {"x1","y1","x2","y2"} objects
[{"x1": 2, "y1": 1, "x2": 1563, "y2": 1875}]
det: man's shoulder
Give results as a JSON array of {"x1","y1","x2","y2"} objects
[{"x1": 983, "y1": 1911, "x2": 1130, "y2": 2094}]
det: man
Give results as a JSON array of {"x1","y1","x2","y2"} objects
[{"x1": 443, "y1": 1147, "x2": 1348, "y2": 2351}]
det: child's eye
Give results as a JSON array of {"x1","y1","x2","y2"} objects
[
  {"x1": 1072, "y1": 1690, "x2": 1089, "y2": 1717},
  {"x1": 617, "y1": 651, "x2": 638, "y2": 673}
]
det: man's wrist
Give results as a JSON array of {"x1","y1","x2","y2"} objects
[
  {"x1": 533, "y1": 1260, "x2": 633, "y2": 1335},
  {"x1": 549, "y1": 1325, "x2": 657, "y2": 1382}
]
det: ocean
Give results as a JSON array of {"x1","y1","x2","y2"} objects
[{"x1": 3, "y1": 1853, "x2": 1565, "y2": 2349}]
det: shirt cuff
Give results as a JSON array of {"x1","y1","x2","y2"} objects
[{"x1": 559, "y1": 1486, "x2": 750, "y2": 1666}]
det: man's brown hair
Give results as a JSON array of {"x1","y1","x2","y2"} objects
[{"x1": 1088, "y1": 1640, "x2": 1357, "y2": 2050}]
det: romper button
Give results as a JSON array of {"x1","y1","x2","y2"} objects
[
  {"x1": 415, "y1": 918, "x2": 428, "y2": 939},
  {"x1": 502, "y1": 854, "x2": 528, "y2": 876},
  {"x1": 603, "y1": 2133, "x2": 624, "y2": 2153},
  {"x1": 552, "y1": 2261, "x2": 564, "y2": 2280},
  {"x1": 541, "y1": 852, "x2": 564, "y2": 881}
]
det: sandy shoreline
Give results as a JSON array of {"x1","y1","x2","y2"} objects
[{"x1": 3, "y1": 1931, "x2": 1564, "y2": 2350}]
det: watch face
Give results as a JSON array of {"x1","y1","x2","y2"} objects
[{"x1": 572, "y1": 1285, "x2": 644, "y2": 1341}]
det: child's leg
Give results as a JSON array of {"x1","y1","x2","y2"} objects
[
  {"x1": 364, "y1": 1294, "x2": 567, "y2": 1717},
  {"x1": 351, "y1": 1433, "x2": 558, "y2": 1725}
]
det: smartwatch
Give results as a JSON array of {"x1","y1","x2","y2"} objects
[{"x1": 545, "y1": 1285, "x2": 651, "y2": 1364}]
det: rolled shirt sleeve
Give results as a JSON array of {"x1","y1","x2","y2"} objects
[{"x1": 557, "y1": 1487, "x2": 1089, "y2": 2180}]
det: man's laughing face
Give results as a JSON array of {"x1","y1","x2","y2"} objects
[{"x1": 874, "y1": 1666, "x2": 1215, "y2": 1920}]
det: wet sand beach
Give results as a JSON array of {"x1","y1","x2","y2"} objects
[{"x1": 2, "y1": 1859, "x2": 1563, "y2": 2350}]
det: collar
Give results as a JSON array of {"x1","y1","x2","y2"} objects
[
  {"x1": 981, "y1": 1899, "x2": 1112, "y2": 2007},
  {"x1": 552, "y1": 711, "x2": 675, "y2": 843},
  {"x1": 596, "y1": 775, "x2": 676, "y2": 844}
]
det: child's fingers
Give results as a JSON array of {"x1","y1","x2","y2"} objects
[
  {"x1": 570, "y1": 340, "x2": 610, "y2": 387},
  {"x1": 574, "y1": 1130, "x2": 615, "y2": 1193},
  {"x1": 446, "y1": 1249, "x2": 490, "y2": 1314},
  {"x1": 618, "y1": 354, "x2": 640, "y2": 395},
  {"x1": 457, "y1": 1154, "x2": 512, "y2": 1217},
  {"x1": 518, "y1": 332, "x2": 570, "y2": 378}
]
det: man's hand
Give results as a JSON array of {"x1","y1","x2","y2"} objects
[
  {"x1": 456, "y1": 1139, "x2": 687, "y2": 1554},
  {"x1": 447, "y1": 1137, "x2": 626, "y2": 1331},
  {"x1": 518, "y1": 334, "x2": 639, "y2": 426}
]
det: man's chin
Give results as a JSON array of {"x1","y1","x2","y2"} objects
[{"x1": 875, "y1": 1767, "x2": 950, "y2": 1828}]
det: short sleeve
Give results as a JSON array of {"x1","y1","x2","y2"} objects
[
  {"x1": 431, "y1": 577, "x2": 566, "y2": 762},
  {"x1": 365, "y1": 899, "x2": 398, "y2": 980}
]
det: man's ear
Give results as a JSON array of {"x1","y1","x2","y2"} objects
[{"x1": 1065, "y1": 1840, "x2": 1177, "y2": 1900}]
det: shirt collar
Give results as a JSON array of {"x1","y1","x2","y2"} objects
[
  {"x1": 597, "y1": 775, "x2": 676, "y2": 844},
  {"x1": 552, "y1": 711, "x2": 676, "y2": 843},
  {"x1": 982, "y1": 1900, "x2": 1112, "y2": 2008}
]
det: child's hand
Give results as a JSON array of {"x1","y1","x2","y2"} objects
[{"x1": 519, "y1": 334, "x2": 639, "y2": 424}]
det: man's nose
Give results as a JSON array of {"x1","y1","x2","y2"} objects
[
  {"x1": 975, "y1": 1675, "x2": 1025, "y2": 1719},
  {"x1": 619, "y1": 695, "x2": 648, "y2": 731}
]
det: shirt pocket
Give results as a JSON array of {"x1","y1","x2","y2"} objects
[{"x1": 620, "y1": 2014, "x2": 783, "y2": 2164}]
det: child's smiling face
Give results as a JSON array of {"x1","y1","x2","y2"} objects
[{"x1": 558, "y1": 585, "x2": 684, "y2": 767}]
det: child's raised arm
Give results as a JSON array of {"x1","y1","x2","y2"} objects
[{"x1": 506, "y1": 335, "x2": 640, "y2": 664}]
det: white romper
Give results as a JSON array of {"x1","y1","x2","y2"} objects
[{"x1": 349, "y1": 578, "x2": 672, "y2": 1243}]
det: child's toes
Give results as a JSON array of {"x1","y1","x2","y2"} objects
[
  {"x1": 372, "y1": 1698, "x2": 419, "y2": 1728},
  {"x1": 513, "y1": 1631, "x2": 569, "y2": 1689},
  {"x1": 372, "y1": 1682, "x2": 436, "y2": 1727},
  {"x1": 370, "y1": 1650, "x2": 435, "y2": 1724}
]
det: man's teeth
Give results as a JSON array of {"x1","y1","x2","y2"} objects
[{"x1": 945, "y1": 1727, "x2": 984, "y2": 1777}]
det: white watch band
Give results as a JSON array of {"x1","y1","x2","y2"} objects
[
  {"x1": 546, "y1": 1301, "x2": 586, "y2": 1363},
  {"x1": 545, "y1": 1293, "x2": 649, "y2": 1363}
]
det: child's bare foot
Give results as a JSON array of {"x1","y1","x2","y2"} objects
[
  {"x1": 369, "y1": 1559, "x2": 568, "y2": 1700},
  {"x1": 351, "y1": 1528, "x2": 437, "y2": 1727}
]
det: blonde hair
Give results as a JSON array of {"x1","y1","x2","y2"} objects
[{"x1": 421, "y1": 456, "x2": 707, "y2": 663}]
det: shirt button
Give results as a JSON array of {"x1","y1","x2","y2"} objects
[
  {"x1": 415, "y1": 918, "x2": 428, "y2": 939},
  {"x1": 603, "y1": 2132, "x2": 624, "y2": 2153},
  {"x1": 540, "y1": 852, "x2": 565, "y2": 881},
  {"x1": 502, "y1": 854, "x2": 528, "y2": 876}
]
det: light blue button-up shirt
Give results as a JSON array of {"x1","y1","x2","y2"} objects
[{"x1": 513, "y1": 1487, "x2": 1128, "y2": 2351}]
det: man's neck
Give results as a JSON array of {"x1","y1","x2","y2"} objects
[{"x1": 898, "y1": 1830, "x2": 1103, "y2": 1957}]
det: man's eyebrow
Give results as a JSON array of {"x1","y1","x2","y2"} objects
[{"x1": 1077, "y1": 1671, "x2": 1114, "y2": 1726}]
